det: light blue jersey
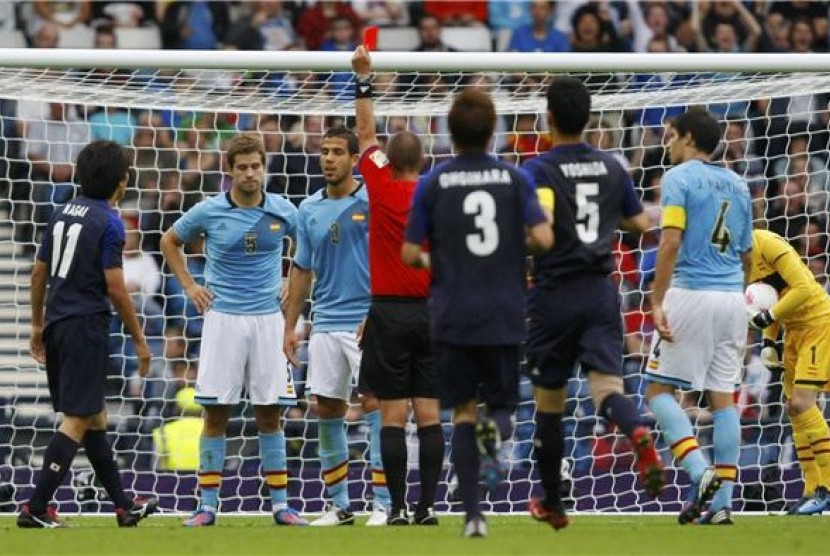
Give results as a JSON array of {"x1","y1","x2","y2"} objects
[
  {"x1": 661, "y1": 160, "x2": 752, "y2": 292},
  {"x1": 294, "y1": 185, "x2": 369, "y2": 332},
  {"x1": 172, "y1": 192, "x2": 297, "y2": 314}
]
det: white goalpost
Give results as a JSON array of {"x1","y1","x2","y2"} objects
[{"x1": 0, "y1": 49, "x2": 828, "y2": 515}]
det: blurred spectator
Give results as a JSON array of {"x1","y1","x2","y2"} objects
[
  {"x1": 413, "y1": 14, "x2": 457, "y2": 51},
  {"x1": 176, "y1": 113, "x2": 222, "y2": 194},
  {"x1": 160, "y1": 1, "x2": 229, "y2": 50},
  {"x1": 92, "y1": 2, "x2": 155, "y2": 27},
  {"x1": 296, "y1": 1, "x2": 361, "y2": 51},
  {"x1": 267, "y1": 115, "x2": 325, "y2": 203},
  {"x1": 767, "y1": 177, "x2": 810, "y2": 240},
  {"x1": 769, "y1": 0, "x2": 829, "y2": 52},
  {"x1": 422, "y1": 0, "x2": 487, "y2": 26},
  {"x1": 28, "y1": 1, "x2": 91, "y2": 36},
  {"x1": 30, "y1": 20, "x2": 59, "y2": 48},
  {"x1": 225, "y1": 1, "x2": 296, "y2": 51},
  {"x1": 152, "y1": 386, "x2": 203, "y2": 471},
  {"x1": 0, "y1": 1, "x2": 17, "y2": 33},
  {"x1": 585, "y1": 113, "x2": 630, "y2": 170},
  {"x1": 88, "y1": 105, "x2": 137, "y2": 145},
  {"x1": 771, "y1": 133, "x2": 829, "y2": 201},
  {"x1": 319, "y1": 15, "x2": 357, "y2": 51},
  {"x1": 719, "y1": 118, "x2": 765, "y2": 191},
  {"x1": 25, "y1": 102, "x2": 90, "y2": 185},
  {"x1": 692, "y1": 0, "x2": 761, "y2": 53},
  {"x1": 508, "y1": 0, "x2": 570, "y2": 52},
  {"x1": 352, "y1": 1, "x2": 410, "y2": 27},
  {"x1": 489, "y1": 1, "x2": 531, "y2": 32},
  {"x1": 758, "y1": 8, "x2": 792, "y2": 52},
  {"x1": 569, "y1": 3, "x2": 624, "y2": 52},
  {"x1": 789, "y1": 17, "x2": 816, "y2": 54},
  {"x1": 163, "y1": 237, "x2": 206, "y2": 355},
  {"x1": 630, "y1": 1, "x2": 680, "y2": 53},
  {"x1": 503, "y1": 113, "x2": 552, "y2": 163}
]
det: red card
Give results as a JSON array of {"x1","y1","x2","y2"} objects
[{"x1": 363, "y1": 26, "x2": 378, "y2": 51}]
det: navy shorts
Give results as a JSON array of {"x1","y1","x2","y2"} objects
[
  {"x1": 358, "y1": 297, "x2": 437, "y2": 400},
  {"x1": 432, "y1": 342, "x2": 519, "y2": 410},
  {"x1": 44, "y1": 313, "x2": 110, "y2": 417},
  {"x1": 526, "y1": 275, "x2": 623, "y2": 389}
]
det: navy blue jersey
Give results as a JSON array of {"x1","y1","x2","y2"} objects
[
  {"x1": 523, "y1": 143, "x2": 642, "y2": 284},
  {"x1": 37, "y1": 196, "x2": 124, "y2": 328},
  {"x1": 406, "y1": 152, "x2": 546, "y2": 345}
]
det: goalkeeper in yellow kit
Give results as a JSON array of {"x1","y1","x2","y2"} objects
[{"x1": 747, "y1": 229, "x2": 830, "y2": 514}]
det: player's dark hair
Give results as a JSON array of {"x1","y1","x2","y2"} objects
[
  {"x1": 323, "y1": 126, "x2": 359, "y2": 155},
  {"x1": 76, "y1": 140, "x2": 130, "y2": 200},
  {"x1": 387, "y1": 131, "x2": 423, "y2": 173},
  {"x1": 672, "y1": 109, "x2": 722, "y2": 155},
  {"x1": 546, "y1": 76, "x2": 591, "y2": 136},
  {"x1": 448, "y1": 89, "x2": 496, "y2": 152},
  {"x1": 227, "y1": 132, "x2": 266, "y2": 168}
]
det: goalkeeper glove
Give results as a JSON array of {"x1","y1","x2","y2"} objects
[
  {"x1": 749, "y1": 309, "x2": 775, "y2": 330},
  {"x1": 760, "y1": 338, "x2": 783, "y2": 371}
]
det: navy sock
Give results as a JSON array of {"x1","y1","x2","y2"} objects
[
  {"x1": 599, "y1": 392, "x2": 640, "y2": 438},
  {"x1": 381, "y1": 426, "x2": 407, "y2": 513},
  {"x1": 83, "y1": 430, "x2": 132, "y2": 510},
  {"x1": 534, "y1": 411, "x2": 564, "y2": 509},
  {"x1": 451, "y1": 423, "x2": 480, "y2": 518},
  {"x1": 417, "y1": 424, "x2": 444, "y2": 514},
  {"x1": 30, "y1": 432, "x2": 78, "y2": 513}
]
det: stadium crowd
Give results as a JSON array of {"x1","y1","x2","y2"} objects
[{"x1": 0, "y1": 1, "x2": 828, "y2": 487}]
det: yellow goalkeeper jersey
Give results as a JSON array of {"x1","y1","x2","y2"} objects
[{"x1": 748, "y1": 229, "x2": 830, "y2": 333}]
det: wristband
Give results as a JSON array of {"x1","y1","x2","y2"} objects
[{"x1": 355, "y1": 75, "x2": 374, "y2": 99}]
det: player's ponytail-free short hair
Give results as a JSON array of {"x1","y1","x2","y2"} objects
[
  {"x1": 323, "y1": 126, "x2": 359, "y2": 155},
  {"x1": 448, "y1": 89, "x2": 496, "y2": 152},
  {"x1": 226, "y1": 132, "x2": 266, "y2": 168},
  {"x1": 387, "y1": 131, "x2": 423, "y2": 173},
  {"x1": 546, "y1": 76, "x2": 591, "y2": 136},
  {"x1": 76, "y1": 140, "x2": 130, "y2": 200},
  {"x1": 672, "y1": 109, "x2": 722, "y2": 156}
]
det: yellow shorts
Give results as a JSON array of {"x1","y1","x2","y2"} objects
[{"x1": 782, "y1": 324, "x2": 830, "y2": 398}]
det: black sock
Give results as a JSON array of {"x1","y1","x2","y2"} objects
[
  {"x1": 451, "y1": 423, "x2": 480, "y2": 518},
  {"x1": 534, "y1": 411, "x2": 563, "y2": 510},
  {"x1": 380, "y1": 426, "x2": 407, "y2": 513},
  {"x1": 416, "y1": 424, "x2": 444, "y2": 514},
  {"x1": 83, "y1": 430, "x2": 132, "y2": 510},
  {"x1": 598, "y1": 392, "x2": 640, "y2": 438},
  {"x1": 488, "y1": 408, "x2": 513, "y2": 441},
  {"x1": 29, "y1": 432, "x2": 78, "y2": 513}
]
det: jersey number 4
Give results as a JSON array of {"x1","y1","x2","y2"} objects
[
  {"x1": 710, "y1": 200, "x2": 732, "y2": 253},
  {"x1": 50, "y1": 221, "x2": 83, "y2": 278},
  {"x1": 464, "y1": 190, "x2": 499, "y2": 256}
]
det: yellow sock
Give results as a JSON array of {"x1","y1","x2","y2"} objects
[
  {"x1": 792, "y1": 405, "x2": 830, "y2": 492},
  {"x1": 793, "y1": 430, "x2": 819, "y2": 496}
]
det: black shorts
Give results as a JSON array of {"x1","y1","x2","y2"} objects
[
  {"x1": 358, "y1": 297, "x2": 437, "y2": 400},
  {"x1": 432, "y1": 342, "x2": 519, "y2": 410},
  {"x1": 44, "y1": 313, "x2": 110, "y2": 417},
  {"x1": 526, "y1": 275, "x2": 623, "y2": 389}
]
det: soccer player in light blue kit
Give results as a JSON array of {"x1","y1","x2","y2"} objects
[
  {"x1": 161, "y1": 134, "x2": 307, "y2": 527},
  {"x1": 646, "y1": 110, "x2": 753, "y2": 525},
  {"x1": 283, "y1": 126, "x2": 390, "y2": 526}
]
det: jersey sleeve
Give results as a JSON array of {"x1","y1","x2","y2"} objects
[
  {"x1": 284, "y1": 201, "x2": 299, "y2": 240},
  {"x1": 171, "y1": 200, "x2": 208, "y2": 243},
  {"x1": 518, "y1": 168, "x2": 547, "y2": 227},
  {"x1": 293, "y1": 206, "x2": 312, "y2": 270},
  {"x1": 101, "y1": 216, "x2": 125, "y2": 269},
  {"x1": 358, "y1": 145, "x2": 392, "y2": 197},
  {"x1": 620, "y1": 173, "x2": 644, "y2": 218},
  {"x1": 404, "y1": 175, "x2": 432, "y2": 245},
  {"x1": 737, "y1": 189, "x2": 753, "y2": 253},
  {"x1": 762, "y1": 234, "x2": 813, "y2": 320},
  {"x1": 660, "y1": 171, "x2": 686, "y2": 230}
]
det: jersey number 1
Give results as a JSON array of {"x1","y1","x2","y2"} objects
[{"x1": 50, "y1": 221, "x2": 83, "y2": 278}]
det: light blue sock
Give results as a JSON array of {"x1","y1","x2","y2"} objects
[
  {"x1": 260, "y1": 431, "x2": 288, "y2": 512},
  {"x1": 649, "y1": 393, "x2": 709, "y2": 484},
  {"x1": 198, "y1": 435, "x2": 226, "y2": 512},
  {"x1": 318, "y1": 417, "x2": 350, "y2": 511},
  {"x1": 364, "y1": 409, "x2": 390, "y2": 509},
  {"x1": 710, "y1": 406, "x2": 740, "y2": 511}
]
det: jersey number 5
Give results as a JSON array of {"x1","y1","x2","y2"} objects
[
  {"x1": 464, "y1": 190, "x2": 499, "y2": 256},
  {"x1": 50, "y1": 221, "x2": 83, "y2": 278},
  {"x1": 575, "y1": 182, "x2": 600, "y2": 244},
  {"x1": 710, "y1": 200, "x2": 732, "y2": 253}
]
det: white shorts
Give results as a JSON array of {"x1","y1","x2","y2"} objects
[
  {"x1": 307, "y1": 331, "x2": 361, "y2": 401},
  {"x1": 196, "y1": 310, "x2": 297, "y2": 406},
  {"x1": 646, "y1": 288, "x2": 747, "y2": 393}
]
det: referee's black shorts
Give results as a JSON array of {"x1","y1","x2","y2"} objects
[
  {"x1": 358, "y1": 296, "x2": 437, "y2": 400},
  {"x1": 44, "y1": 313, "x2": 110, "y2": 417}
]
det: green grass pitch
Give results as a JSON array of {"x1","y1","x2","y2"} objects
[{"x1": 1, "y1": 514, "x2": 826, "y2": 555}]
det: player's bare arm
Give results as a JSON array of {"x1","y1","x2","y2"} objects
[
  {"x1": 105, "y1": 267, "x2": 151, "y2": 378},
  {"x1": 352, "y1": 45, "x2": 378, "y2": 154},
  {"x1": 160, "y1": 228, "x2": 213, "y2": 314},
  {"x1": 282, "y1": 265, "x2": 313, "y2": 367},
  {"x1": 401, "y1": 241, "x2": 428, "y2": 269},
  {"x1": 526, "y1": 222, "x2": 554, "y2": 254},
  {"x1": 29, "y1": 259, "x2": 48, "y2": 364},
  {"x1": 619, "y1": 212, "x2": 651, "y2": 234},
  {"x1": 651, "y1": 227, "x2": 683, "y2": 342}
]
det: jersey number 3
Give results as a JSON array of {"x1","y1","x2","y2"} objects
[
  {"x1": 464, "y1": 190, "x2": 499, "y2": 256},
  {"x1": 50, "y1": 221, "x2": 83, "y2": 278}
]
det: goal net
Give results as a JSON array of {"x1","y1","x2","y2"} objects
[{"x1": 0, "y1": 50, "x2": 826, "y2": 515}]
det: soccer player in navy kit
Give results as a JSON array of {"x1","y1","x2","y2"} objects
[
  {"x1": 161, "y1": 134, "x2": 306, "y2": 527},
  {"x1": 19, "y1": 140, "x2": 157, "y2": 528},
  {"x1": 403, "y1": 89, "x2": 553, "y2": 537},
  {"x1": 522, "y1": 77, "x2": 662, "y2": 530},
  {"x1": 352, "y1": 45, "x2": 443, "y2": 526}
]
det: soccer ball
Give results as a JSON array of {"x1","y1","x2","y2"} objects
[{"x1": 745, "y1": 282, "x2": 779, "y2": 315}]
